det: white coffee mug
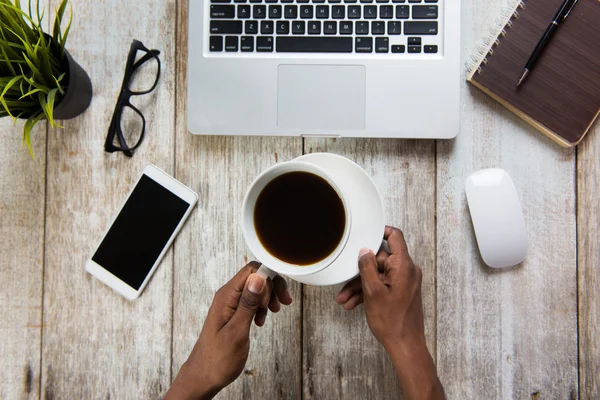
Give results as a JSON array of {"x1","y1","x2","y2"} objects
[{"x1": 241, "y1": 161, "x2": 352, "y2": 280}]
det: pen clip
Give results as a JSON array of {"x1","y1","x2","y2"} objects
[{"x1": 562, "y1": 0, "x2": 579, "y2": 21}]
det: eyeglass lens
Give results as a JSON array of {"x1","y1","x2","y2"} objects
[
  {"x1": 127, "y1": 50, "x2": 160, "y2": 94},
  {"x1": 112, "y1": 104, "x2": 145, "y2": 150}
]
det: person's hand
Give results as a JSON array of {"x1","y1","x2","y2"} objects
[
  {"x1": 336, "y1": 226, "x2": 424, "y2": 349},
  {"x1": 336, "y1": 226, "x2": 445, "y2": 400},
  {"x1": 165, "y1": 262, "x2": 293, "y2": 400}
]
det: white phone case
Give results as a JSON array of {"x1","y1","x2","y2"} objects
[{"x1": 86, "y1": 164, "x2": 198, "y2": 300}]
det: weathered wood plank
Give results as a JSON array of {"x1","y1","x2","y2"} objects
[
  {"x1": 578, "y1": 123, "x2": 600, "y2": 399},
  {"x1": 436, "y1": 0, "x2": 578, "y2": 398},
  {"x1": 0, "y1": 121, "x2": 46, "y2": 400},
  {"x1": 302, "y1": 139, "x2": 437, "y2": 399},
  {"x1": 0, "y1": 3, "x2": 49, "y2": 398},
  {"x1": 172, "y1": 1, "x2": 303, "y2": 398},
  {"x1": 41, "y1": 1, "x2": 177, "y2": 398}
]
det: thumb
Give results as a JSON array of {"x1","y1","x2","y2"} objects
[
  {"x1": 228, "y1": 273, "x2": 268, "y2": 332},
  {"x1": 358, "y1": 248, "x2": 385, "y2": 296}
]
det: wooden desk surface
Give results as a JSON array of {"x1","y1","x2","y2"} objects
[{"x1": 1, "y1": 0, "x2": 598, "y2": 399}]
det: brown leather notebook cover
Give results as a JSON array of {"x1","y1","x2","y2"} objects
[{"x1": 467, "y1": 0, "x2": 600, "y2": 147}]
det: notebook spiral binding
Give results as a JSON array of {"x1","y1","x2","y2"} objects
[{"x1": 466, "y1": 0, "x2": 527, "y2": 75}]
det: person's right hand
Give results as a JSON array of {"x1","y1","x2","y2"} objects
[
  {"x1": 336, "y1": 226, "x2": 445, "y2": 400},
  {"x1": 336, "y1": 226, "x2": 425, "y2": 350}
]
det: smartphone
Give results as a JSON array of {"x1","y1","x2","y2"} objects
[{"x1": 86, "y1": 164, "x2": 198, "y2": 300}]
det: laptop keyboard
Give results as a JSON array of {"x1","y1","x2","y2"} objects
[{"x1": 208, "y1": 0, "x2": 442, "y2": 54}]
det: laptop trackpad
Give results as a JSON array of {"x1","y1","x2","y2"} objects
[{"x1": 277, "y1": 65, "x2": 366, "y2": 131}]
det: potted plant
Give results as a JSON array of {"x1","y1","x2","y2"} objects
[{"x1": 0, "y1": 0, "x2": 92, "y2": 156}]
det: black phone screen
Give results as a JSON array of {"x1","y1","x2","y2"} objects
[{"x1": 92, "y1": 175, "x2": 191, "y2": 290}]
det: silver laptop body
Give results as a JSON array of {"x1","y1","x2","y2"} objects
[{"x1": 188, "y1": 0, "x2": 461, "y2": 139}]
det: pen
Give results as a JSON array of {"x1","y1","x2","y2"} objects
[{"x1": 517, "y1": 0, "x2": 579, "y2": 87}]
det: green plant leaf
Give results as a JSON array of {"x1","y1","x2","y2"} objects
[
  {"x1": 53, "y1": 0, "x2": 68, "y2": 44},
  {"x1": 18, "y1": 87, "x2": 42, "y2": 99},
  {"x1": 59, "y1": 7, "x2": 71, "y2": 54},
  {"x1": 1, "y1": 0, "x2": 71, "y2": 156},
  {"x1": 45, "y1": 87, "x2": 57, "y2": 125},
  {"x1": 22, "y1": 52, "x2": 43, "y2": 81},
  {"x1": 53, "y1": 72, "x2": 65, "y2": 94},
  {"x1": 0, "y1": 74, "x2": 22, "y2": 118},
  {"x1": 22, "y1": 110, "x2": 44, "y2": 159}
]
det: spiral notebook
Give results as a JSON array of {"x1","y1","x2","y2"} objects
[{"x1": 467, "y1": 0, "x2": 600, "y2": 147}]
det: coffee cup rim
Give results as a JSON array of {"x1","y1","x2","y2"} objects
[{"x1": 241, "y1": 161, "x2": 352, "y2": 277}]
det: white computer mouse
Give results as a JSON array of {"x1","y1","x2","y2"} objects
[{"x1": 465, "y1": 168, "x2": 528, "y2": 268}]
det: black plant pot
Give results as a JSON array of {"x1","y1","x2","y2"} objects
[{"x1": 52, "y1": 48, "x2": 93, "y2": 120}]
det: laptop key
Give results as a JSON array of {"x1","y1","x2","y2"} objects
[
  {"x1": 424, "y1": 44, "x2": 438, "y2": 53},
  {"x1": 324, "y1": 21, "x2": 337, "y2": 34},
  {"x1": 355, "y1": 37, "x2": 373, "y2": 53},
  {"x1": 211, "y1": 0, "x2": 230, "y2": 3},
  {"x1": 308, "y1": 21, "x2": 321, "y2": 34},
  {"x1": 211, "y1": 5, "x2": 235, "y2": 18},
  {"x1": 412, "y1": 5, "x2": 437, "y2": 19},
  {"x1": 257, "y1": 36, "x2": 274, "y2": 52},
  {"x1": 261, "y1": 20, "x2": 274, "y2": 34},
  {"x1": 407, "y1": 37, "x2": 421, "y2": 45},
  {"x1": 225, "y1": 36, "x2": 239, "y2": 51},
  {"x1": 408, "y1": 45, "x2": 421, "y2": 53},
  {"x1": 340, "y1": 21, "x2": 353, "y2": 34},
  {"x1": 269, "y1": 5, "x2": 282, "y2": 18},
  {"x1": 292, "y1": 21, "x2": 306, "y2": 34},
  {"x1": 241, "y1": 36, "x2": 254, "y2": 51},
  {"x1": 253, "y1": 5, "x2": 266, "y2": 18},
  {"x1": 210, "y1": 36, "x2": 223, "y2": 51},
  {"x1": 238, "y1": 5, "x2": 251, "y2": 18},
  {"x1": 300, "y1": 5, "x2": 314, "y2": 18},
  {"x1": 276, "y1": 37, "x2": 352, "y2": 52},
  {"x1": 332, "y1": 5, "x2": 345, "y2": 18},
  {"x1": 234, "y1": 0, "x2": 247, "y2": 3},
  {"x1": 329, "y1": 0, "x2": 342, "y2": 3},
  {"x1": 210, "y1": 21, "x2": 243, "y2": 34},
  {"x1": 375, "y1": 37, "x2": 389, "y2": 53},
  {"x1": 396, "y1": 5, "x2": 409, "y2": 18},
  {"x1": 344, "y1": 0, "x2": 358, "y2": 3},
  {"x1": 372, "y1": 21, "x2": 385, "y2": 34},
  {"x1": 277, "y1": 21, "x2": 290, "y2": 34},
  {"x1": 245, "y1": 20, "x2": 258, "y2": 34},
  {"x1": 380, "y1": 5, "x2": 393, "y2": 18},
  {"x1": 404, "y1": 21, "x2": 437, "y2": 34},
  {"x1": 388, "y1": 21, "x2": 401, "y2": 34},
  {"x1": 391, "y1": 44, "x2": 405, "y2": 53},
  {"x1": 316, "y1": 5, "x2": 329, "y2": 18},
  {"x1": 356, "y1": 21, "x2": 369, "y2": 34},
  {"x1": 284, "y1": 5, "x2": 298, "y2": 18},
  {"x1": 348, "y1": 5, "x2": 361, "y2": 18},
  {"x1": 364, "y1": 6, "x2": 377, "y2": 18}
]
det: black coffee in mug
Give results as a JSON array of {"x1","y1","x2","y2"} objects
[{"x1": 254, "y1": 171, "x2": 346, "y2": 266}]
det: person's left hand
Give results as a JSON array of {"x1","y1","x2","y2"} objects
[{"x1": 165, "y1": 262, "x2": 293, "y2": 400}]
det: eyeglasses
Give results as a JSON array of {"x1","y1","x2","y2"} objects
[{"x1": 104, "y1": 39, "x2": 161, "y2": 157}]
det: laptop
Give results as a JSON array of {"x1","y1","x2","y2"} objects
[{"x1": 187, "y1": 0, "x2": 461, "y2": 139}]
